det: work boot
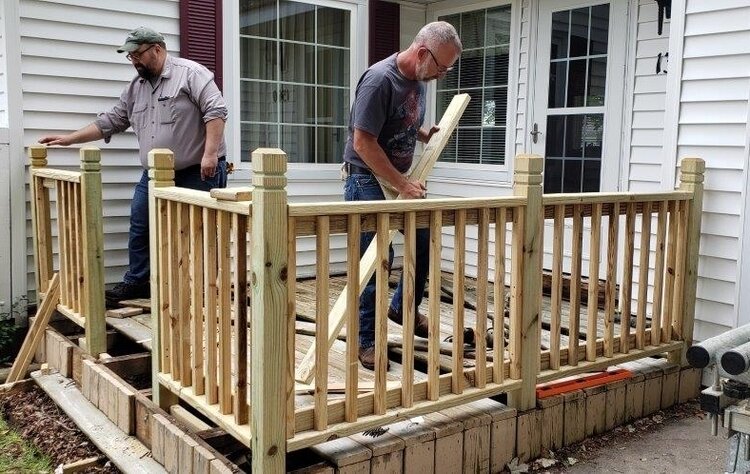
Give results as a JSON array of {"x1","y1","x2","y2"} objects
[
  {"x1": 105, "y1": 281, "x2": 150, "y2": 308},
  {"x1": 387, "y1": 307, "x2": 430, "y2": 338},
  {"x1": 358, "y1": 346, "x2": 390, "y2": 371}
]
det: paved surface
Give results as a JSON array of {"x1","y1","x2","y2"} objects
[{"x1": 566, "y1": 412, "x2": 726, "y2": 473}]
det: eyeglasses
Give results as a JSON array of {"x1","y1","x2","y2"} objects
[
  {"x1": 126, "y1": 44, "x2": 156, "y2": 62},
  {"x1": 424, "y1": 46, "x2": 454, "y2": 73}
]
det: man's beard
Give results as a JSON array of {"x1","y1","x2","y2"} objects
[
  {"x1": 135, "y1": 64, "x2": 156, "y2": 81},
  {"x1": 415, "y1": 59, "x2": 431, "y2": 81}
]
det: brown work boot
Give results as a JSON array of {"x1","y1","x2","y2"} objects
[
  {"x1": 358, "y1": 346, "x2": 390, "y2": 371},
  {"x1": 388, "y1": 307, "x2": 430, "y2": 338}
]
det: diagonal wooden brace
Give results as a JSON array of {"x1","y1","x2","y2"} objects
[{"x1": 295, "y1": 93, "x2": 471, "y2": 383}]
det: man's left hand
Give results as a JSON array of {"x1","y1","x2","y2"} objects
[
  {"x1": 201, "y1": 153, "x2": 218, "y2": 181},
  {"x1": 418, "y1": 126, "x2": 440, "y2": 144}
]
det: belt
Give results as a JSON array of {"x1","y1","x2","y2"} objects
[{"x1": 346, "y1": 162, "x2": 372, "y2": 175}]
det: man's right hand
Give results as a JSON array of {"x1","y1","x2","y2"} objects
[
  {"x1": 398, "y1": 179, "x2": 427, "y2": 199},
  {"x1": 38, "y1": 134, "x2": 74, "y2": 146}
]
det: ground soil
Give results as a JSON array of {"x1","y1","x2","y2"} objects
[
  {"x1": 0, "y1": 384, "x2": 119, "y2": 473},
  {"x1": 521, "y1": 400, "x2": 725, "y2": 473}
]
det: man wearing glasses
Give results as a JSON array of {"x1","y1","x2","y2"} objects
[
  {"x1": 342, "y1": 21, "x2": 462, "y2": 370},
  {"x1": 38, "y1": 26, "x2": 228, "y2": 307}
]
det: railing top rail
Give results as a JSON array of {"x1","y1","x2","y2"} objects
[
  {"x1": 31, "y1": 168, "x2": 81, "y2": 184},
  {"x1": 289, "y1": 196, "x2": 527, "y2": 217},
  {"x1": 152, "y1": 186, "x2": 252, "y2": 215},
  {"x1": 542, "y1": 190, "x2": 692, "y2": 207}
]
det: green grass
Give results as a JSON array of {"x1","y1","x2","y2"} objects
[{"x1": 0, "y1": 415, "x2": 52, "y2": 473}]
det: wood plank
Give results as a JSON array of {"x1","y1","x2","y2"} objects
[
  {"x1": 604, "y1": 202, "x2": 619, "y2": 357},
  {"x1": 315, "y1": 216, "x2": 330, "y2": 429},
  {"x1": 288, "y1": 217, "x2": 300, "y2": 435},
  {"x1": 204, "y1": 208, "x2": 219, "y2": 405},
  {"x1": 295, "y1": 93, "x2": 470, "y2": 383},
  {"x1": 475, "y1": 208, "x2": 489, "y2": 389},
  {"x1": 493, "y1": 208, "x2": 507, "y2": 384},
  {"x1": 217, "y1": 211, "x2": 232, "y2": 415},
  {"x1": 550, "y1": 205, "x2": 564, "y2": 369},
  {"x1": 178, "y1": 202, "x2": 191, "y2": 387},
  {"x1": 233, "y1": 214, "x2": 249, "y2": 425},
  {"x1": 210, "y1": 186, "x2": 253, "y2": 201},
  {"x1": 586, "y1": 203, "x2": 602, "y2": 361},
  {"x1": 651, "y1": 201, "x2": 667, "y2": 348},
  {"x1": 662, "y1": 201, "x2": 678, "y2": 343},
  {"x1": 402, "y1": 211, "x2": 416, "y2": 406},
  {"x1": 428, "y1": 211, "x2": 443, "y2": 401},
  {"x1": 452, "y1": 209, "x2": 466, "y2": 394},
  {"x1": 636, "y1": 202, "x2": 652, "y2": 349},
  {"x1": 620, "y1": 203, "x2": 636, "y2": 353},
  {"x1": 105, "y1": 307, "x2": 143, "y2": 318},
  {"x1": 568, "y1": 205, "x2": 583, "y2": 367},
  {"x1": 8, "y1": 274, "x2": 60, "y2": 383},
  {"x1": 190, "y1": 205, "x2": 206, "y2": 396}
]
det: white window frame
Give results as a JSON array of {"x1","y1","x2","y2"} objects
[
  {"x1": 426, "y1": 0, "x2": 520, "y2": 185},
  {"x1": 224, "y1": 0, "x2": 367, "y2": 172}
]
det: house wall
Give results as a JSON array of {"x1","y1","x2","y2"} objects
[
  {"x1": 17, "y1": 0, "x2": 180, "y2": 298},
  {"x1": 0, "y1": 1, "x2": 8, "y2": 128},
  {"x1": 666, "y1": 0, "x2": 750, "y2": 341}
]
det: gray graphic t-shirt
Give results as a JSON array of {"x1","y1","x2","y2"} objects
[{"x1": 343, "y1": 53, "x2": 426, "y2": 173}]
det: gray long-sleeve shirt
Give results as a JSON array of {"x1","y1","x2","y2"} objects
[{"x1": 94, "y1": 55, "x2": 228, "y2": 170}]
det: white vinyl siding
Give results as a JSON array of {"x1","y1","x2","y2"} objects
[
  {"x1": 667, "y1": 0, "x2": 750, "y2": 341},
  {"x1": 0, "y1": 3, "x2": 8, "y2": 128},
  {"x1": 18, "y1": 0, "x2": 180, "y2": 298},
  {"x1": 624, "y1": 0, "x2": 670, "y2": 192}
]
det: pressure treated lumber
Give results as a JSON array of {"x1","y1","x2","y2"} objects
[
  {"x1": 295, "y1": 93, "x2": 470, "y2": 384},
  {"x1": 7, "y1": 274, "x2": 60, "y2": 383}
]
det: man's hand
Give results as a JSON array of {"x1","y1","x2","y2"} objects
[
  {"x1": 38, "y1": 134, "x2": 75, "y2": 146},
  {"x1": 398, "y1": 179, "x2": 427, "y2": 200},
  {"x1": 418, "y1": 125, "x2": 440, "y2": 144},
  {"x1": 201, "y1": 153, "x2": 219, "y2": 181}
]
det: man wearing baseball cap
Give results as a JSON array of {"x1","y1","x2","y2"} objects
[{"x1": 39, "y1": 26, "x2": 229, "y2": 307}]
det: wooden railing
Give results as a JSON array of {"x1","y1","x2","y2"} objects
[
  {"x1": 145, "y1": 150, "x2": 703, "y2": 472},
  {"x1": 28, "y1": 146, "x2": 106, "y2": 357}
]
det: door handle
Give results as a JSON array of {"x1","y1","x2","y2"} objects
[{"x1": 530, "y1": 123, "x2": 542, "y2": 144}]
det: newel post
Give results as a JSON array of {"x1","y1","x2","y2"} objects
[
  {"x1": 148, "y1": 149, "x2": 177, "y2": 407},
  {"x1": 80, "y1": 147, "x2": 106, "y2": 357},
  {"x1": 251, "y1": 148, "x2": 288, "y2": 472},
  {"x1": 28, "y1": 145, "x2": 53, "y2": 299},
  {"x1": 509, "y1": 154, "x2": 543, "y2": 411},
  {"x1": 671, "y1": 157, "x2": 705, "y2": 365}
]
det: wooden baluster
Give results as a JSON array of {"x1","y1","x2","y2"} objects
[
  {"x1": 604, "y1": 202, "x2": 619, "y2": 357},
  {"x1": 179, "y1": 203, "x2": 191, "y2": 386},
  {"x1": 217, "y1": 210, "x2": 232, "y2": 414},
  {"x1": 476, "y1": 208, "x2": 489, "y2": 387},
  {"x1": 493, "y1": 207, "x2": 507, "y2": 384},
  {"x1": 250, "y1": 149, "x2": 288, "y2": 472},
  {"x1": 587, "y1": 203, "x2": 602, "y2": 361},
  {"x1": 345, "y1": 214, "x2": 360, "y2": 420},
  {"x1": 28, "y1": 146, "x2": 53, "y2": 298},
  {"x1": 402, "y1": 211, "x2": 416, "y2": 406},
  {"x1": 57, "y1": 181, "x2": 69, "y2": 309},
  {"x1": 148, "y1": 149, "x2": 177, "y2": 408},
  {"x1": 569, "y1": 205, "x2": 583, "y2": 366},
  {"x1": 662, "y1": 201, "x2": 678, "y2": 343},
  {"x1": 80, "y1": 148, "x2": 106, "y2": 357},
  {"x1": 636, "y1": 202, "x2": 652, "y2": 349},
  {"x1": 71, "y1": 181, "x2": 80, "y2": 313},
  {"x1": 651, "y1": 201, "x2": 667, "y2": 346},
  {"x1": 204, "y1": 208, "x2": 219, "y2": 404},
  {"x1": 671, "y1": 200, "x2": 689, "y2": 342},
  {"x1": 190, "y1": 205, "x2": 205, "y2": 395},
  {"x1": 168, "y1": 201, "x2": 181, "y2": 380},
  {"x1": 620, "y1": 202, "x2": 636, "y2": 354},
  {"x1": 233, "y1": 214, "x2": 249, "y2": 424},
  {"x1": 287, "y1": 216, "x2": 298, "y2": 434},
  {"x1": 375, "y1": 212, "x2": 389, "y2": 414},
  {"x1": 452, "y1": 209, "x2": 466, "y2": 394},
  {"x1": 428, "y1": 211, "x2": 443, "y2": 401},
  {"x1": 670, "y1": 158, "x2": 705, "y2": 364},
  {"x1": 315, "y1": 216, "x2": 330, "y2": 428},
  {"x1": 508, "y1": 155, "x2": 542, "y2": 411},
  {"x1": 550, "y1": 205, "x2": 564, "y2": 369}
]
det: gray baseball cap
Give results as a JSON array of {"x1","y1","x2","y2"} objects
[{"x1": 117, "y1": 27, "x2": 165, "y2": 53}]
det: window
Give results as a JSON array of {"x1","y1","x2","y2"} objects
[
  {"x1": 239, "y1": 0, "x2": 351, "y2": 163},
  {"x1": 437, "y1": 6, "x2": 512, "y2": 165},
  {"x1": 543, "y1": 4, "x2": 609, "y2": 193}
]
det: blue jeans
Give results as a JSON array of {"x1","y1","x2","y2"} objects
[
  {"x1": 344, "y1": 173, "x2": 430, "y2": 348},
  {"x1": 123, "y1": 161, "x2": 228, "y2": 285}
]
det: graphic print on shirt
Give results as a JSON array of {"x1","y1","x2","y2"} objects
[{"x1": 387, "y1": 89, "x2": 425, "y2": 171}]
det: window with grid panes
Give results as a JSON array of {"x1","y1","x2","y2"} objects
[
  {"x1": 239, "y1": 0, "x2": 351, "y2": 163},
  {"x1": 437, "y1": 6, "x2": 511, "y2": 165}
]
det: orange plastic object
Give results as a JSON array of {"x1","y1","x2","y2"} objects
[{"x1": 536, "y1": 368, "x2": 633, "y2": 399}]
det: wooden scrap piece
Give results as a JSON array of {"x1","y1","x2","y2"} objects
[
  {"x1": 537, "y1": 394, "x2": 564, "y2": 452},
  {"x1": 388, "y1": 417, "x2": 437, "y2": 473},
  {"x1": 105, "y1": 307, "x2": 144, "y2": 318},
  {"x1": 210, "y1": 186, "x2": 253, "y2": 201},
  {"x1": 678, "y1": 367, "x2": 702, "y2": 403},
  {"x1": 310, "y1": 437, "x2": 372, "y2": 473},
  {"x1": 351, "y1": 428, "x2": 405, "y2": 473},
  {"x1": 563, "y1": 390, "x2": 585, "y2": 446},
  {"x1": 516, "y1": 408, "x2": 541, "y2": 463},
  {"x1": 423, "y1": 411, "x2": 464, "y2": 474},
  {"x1": 584, "y1": 385, "x2": 607, "y2": 436},
  {"x1": 605, "y1": 379, "x2": 627, "y2": 431}
]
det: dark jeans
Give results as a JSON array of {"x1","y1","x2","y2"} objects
[
  {"x1": 344, "y1": 173, "x2": 430, "y2": 348},
  {"x1": 123, "y1": 161, "x2": 228, "y2": 285}
]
